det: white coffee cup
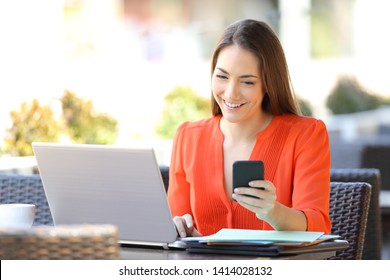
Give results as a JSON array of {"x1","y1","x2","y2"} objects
[{"x1": 0, "y1": 203, "x2": 36, "y2": 229}]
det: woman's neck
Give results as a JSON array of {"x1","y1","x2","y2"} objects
[{"x1": 220, "y1": 112, "x2": 273, "y2": 143}]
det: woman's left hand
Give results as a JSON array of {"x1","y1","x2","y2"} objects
[{"x1": 232, "y1": 180, "x2": 277, "y2": 220}]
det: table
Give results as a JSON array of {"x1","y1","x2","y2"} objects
[{"x1": 120, "y1": 240, "x2": 348, "y2": 260}]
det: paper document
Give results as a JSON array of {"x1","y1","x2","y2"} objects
[{"x1": 182, "y1": 228, "x2": 324, "y2": 243}]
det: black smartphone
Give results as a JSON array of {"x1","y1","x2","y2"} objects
[{"x1": 232, "y1": 160, "x2": 264, "y2": 198}]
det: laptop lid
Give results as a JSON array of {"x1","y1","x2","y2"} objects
[{"x1": 32, "y1": 142, "x2": 178, "y2": 246}]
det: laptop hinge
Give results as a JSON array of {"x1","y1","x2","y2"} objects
[{"x1": 162, "y1": 243, "x2": 169, "y2": 250}]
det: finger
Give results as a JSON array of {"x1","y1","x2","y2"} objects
[
  {"x1": 183, "y1": 213, "x2": 194, "y2": 229},
  {"x1": 173, "y1": 216, "x2": 188, "y2": 238},
  {"x1": 236, "y1": 187, "x2": 276, "y2": 207},
  {"x1": 251, "y1": 180, "x2": 276, "y2": 193},
  {"x1": 233, "y1": 192, "x2": 263, "y2": 207},
  {"x1": 248, "y1": 180, "x2": 268, "y2": 190},
  {"x1": 182, "y1": 214, "x2": 201, "y2": 237},
  {"x1": 233, "y1": 187, "x2": 263, "y2": 199},
  {"x1": 235, "y1": 192, "x2": 276, "y2": 217},
  {"x1": 191, "y1": 227, "x2": 202, "y2": 237}
]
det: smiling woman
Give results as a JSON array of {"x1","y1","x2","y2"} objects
[
  {"x1": 211, "y1": 45, "x2": 268, "y2": 126},
  {"x1": 167, "y1": 19, "x2": 331, "y2": 238},
  {"x1": 210, "y1": 20, "x2": 300, "y2": 117}
]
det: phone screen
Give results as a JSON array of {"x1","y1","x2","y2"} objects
[{"x1": 232, "y1": 160, "x2": 264, "y2": 197}]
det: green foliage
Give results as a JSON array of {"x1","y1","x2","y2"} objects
[
  {"x1": 297, "y1": 97, "x2": 313, "y2": 117},
  {"x1": 61, "y1": 90, "x2": 118, "y2": 144},
  {"x1": 3, "y1": 90, "x2": 118, "y2": 156},
  {"x1": 326, "y1": 76, "x2": 381, "y2": 114},
  {"x1": 155, "y1": 86, "x2": 210, "y2": 139},
  {"x1": 3, "y1": 99, "x2": 61, "y2": 156},
  {"x1": 379, "y1": 94, "x2": 390, "y2": 106}
]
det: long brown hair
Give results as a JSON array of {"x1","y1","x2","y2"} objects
[{"x1": 210, "y1": 19, "x2": 301, "y2": 116}]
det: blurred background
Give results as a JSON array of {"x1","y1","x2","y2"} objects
[
  {"x1": 1, "y1": 0, "x2": 390, "y2": 260},
  {"x1": 1, "y1": 0, "x2": 390, "y2": 171}
]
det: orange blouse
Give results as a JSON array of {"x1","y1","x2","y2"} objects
[{"x1": 167, "y1": 114, "x2": 331, "y2": 235}]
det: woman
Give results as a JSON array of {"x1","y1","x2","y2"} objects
[{"x1": 167, "y1": 19, "x2": 331, "y2": 237}]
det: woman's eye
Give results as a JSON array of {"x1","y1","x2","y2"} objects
[
  {"x1": 242, "y1": 81, "x2": 255, "y2": 85},
  {"x1": 216, "y1": 74, "x2": 227, "y2": 79}
]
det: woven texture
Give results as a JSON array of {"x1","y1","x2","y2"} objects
[
  {"x1": 329, "y1": 182, "x2": 371, "y2": 260},
  {"x1": 0, "y1": 174, "x2": 53, "y2": 226},
  {"x1": 330, "y1": 168, "x2": 382, "y2": 260},
  {"x1": 0, "y1": 224, "x2": 120, "y2": 260}
]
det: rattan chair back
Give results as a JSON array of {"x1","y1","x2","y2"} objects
[
  {"x1": 329, "y1": 182, "x2": 371, "y2": 260},
  {"x1": 330, "y1": 168, "x2": 382, "y2": 259},
  {"x1": 0, "y1": 174, "x2": 53, "y2": 226}
]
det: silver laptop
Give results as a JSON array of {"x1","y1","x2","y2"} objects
[{"x1": 32, "y1": 142, "x2": 182, "y2": 249}]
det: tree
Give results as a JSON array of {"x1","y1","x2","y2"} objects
[
  {"x1": 3, "y1": 99, "x2": 61, "y2": 156},
  {"x1": 155, "y1": 86, "x2": 210, "y2": 139},
  {"x1": 61, "y1": 90, "x2": 118, "y2": 144},
  {"x1": 3, "y1": 90, "x2": 119, "y2": 156},
  {"x1": 326, "y1": 76, "x2": 381, "y2": 114}
]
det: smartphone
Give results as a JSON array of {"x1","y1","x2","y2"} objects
[{"x1": 232, "y1": 160, "x2": 264, "y2": 198}]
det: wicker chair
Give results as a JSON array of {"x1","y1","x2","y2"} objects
[
  {"x1": 330, "y1": 168, "x2": 382, "y2": 260},
  {"x1": 0, "y1": 174, "x2": 53, "y2": 226},
  {"x1": 329, "y1": 182, "x2": 371, "y2": 260},
  {"x1": 0, "y1": 224, "x2": 120, "y2": 259}
]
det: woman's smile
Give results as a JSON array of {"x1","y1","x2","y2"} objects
[{"x1": 223, "y1": 99, "x2": 246, "y2": 109}]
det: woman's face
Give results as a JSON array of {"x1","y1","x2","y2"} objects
[{"x1": 212, "y1": 45, "x2": 265, "y2": 123}]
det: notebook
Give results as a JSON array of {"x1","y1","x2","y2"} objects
[{"x1": 32, "y1": 142, "x2": 183, "y2": 249}]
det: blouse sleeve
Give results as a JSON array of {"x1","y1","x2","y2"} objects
[
  {"x1": 167, "y1": 122, "x2": 193, "y2": 217},
  {"x1": 292, "y1": 119, "x2": 331, "y2": 233}
]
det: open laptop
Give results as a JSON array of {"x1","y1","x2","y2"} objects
[{"x1": 32, "y1": 142, "x2": 184, "y2": 249}]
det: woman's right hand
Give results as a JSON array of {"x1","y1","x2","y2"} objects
[{"x1": 173, "y1": 214, "x2": 202, "y2": 238}]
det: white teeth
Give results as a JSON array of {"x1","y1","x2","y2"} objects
[{"x1": 225, "y1": 101, "x2": 242, "y2": 108}]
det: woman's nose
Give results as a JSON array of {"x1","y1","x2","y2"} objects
[{"x1": 225, "y1": 81, "x2": 240, "y2": 100}]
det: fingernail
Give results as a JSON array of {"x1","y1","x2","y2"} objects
[{"x1": 180, "y1": 231, "x2": 186, "y2": 238}]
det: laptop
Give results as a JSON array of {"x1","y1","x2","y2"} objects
[{"x1": 32, "y1": 142, "x2": 184, "y2": 249}]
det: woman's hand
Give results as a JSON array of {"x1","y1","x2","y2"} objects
[
  {"x1": 232, "y1": 180, "x2": 277, "y2": 220},
  {"x1": 173, "y1": 213, "x2": 202, "y2": 238},
  {"x1": 233, "y1": 180, "x2": 308, "y2": 231}
]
